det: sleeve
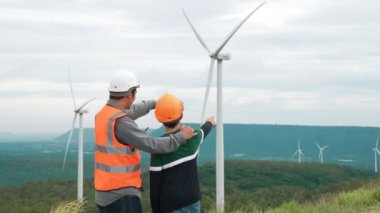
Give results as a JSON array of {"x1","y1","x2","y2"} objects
[
  {"x1": 192, "y1": 128, "x2": 204, "y2": 148},
  {"x1": 125, "y1": 100, "x2": 156, "y2": 120},
  {"x1": 200, "y1": 121, "x2": 213, "y2": 139},
  {"x1": 115, "y1": 116, "x2": 186, "y2": 154}
]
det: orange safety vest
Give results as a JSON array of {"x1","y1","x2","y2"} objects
[{"x1": 94, "y1": 104, "x2": 142, "y2": 191}]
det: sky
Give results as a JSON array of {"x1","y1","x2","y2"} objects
[{"x1": 0, "y1": 0, "x2": 379, "y2": 133}]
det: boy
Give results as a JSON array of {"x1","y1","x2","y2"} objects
[{"x1": 150, "y1": 93, "x2": 216, "y2": 213}]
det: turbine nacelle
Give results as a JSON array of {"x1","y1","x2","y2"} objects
[
  {"x1": 211, "y1": 53, "x2": 231, "y2": 60},
  {"x1": 74, "y1": 109, "x2": 88, "y2": 114}
]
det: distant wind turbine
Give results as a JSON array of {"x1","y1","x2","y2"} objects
[
  {"x1": 372, "y1": 135, "x2": 380, "y2": 173},
  {"x1": 182, "y1": 2, "x2": 265, "y2": 212},
  {"x1": 293, "y1": 138, "x2": 304, "y2": 164},
  {"x1": 316, "y1": 141, "x2": 328, "y2": 164},
  {"x1": 62, "y1": 69, "x2": 96, "y2": 200}
]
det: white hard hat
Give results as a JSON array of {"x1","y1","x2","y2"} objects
[{"x1": 109, "y1": 70, "x2": 140, "y2": 93}]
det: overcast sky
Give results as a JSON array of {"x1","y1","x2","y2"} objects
[{"x1": 0, "y1": 0, "x2": 379, "y2": 133}]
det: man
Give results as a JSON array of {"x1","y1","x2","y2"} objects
[
  {"x1": 150, "y1": 93, "x2": 216, "y2": 213},
  {"x1": 94, "y1": 71, "x2": 197, "y2": 213}
]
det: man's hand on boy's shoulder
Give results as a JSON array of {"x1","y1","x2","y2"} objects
[{"x1": 180, "y1": 125, "x2": 197, "y2": 140}]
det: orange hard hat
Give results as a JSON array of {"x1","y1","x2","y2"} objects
[{"x1": 155, "y1": 93, "x2": 184, "y2": 123}]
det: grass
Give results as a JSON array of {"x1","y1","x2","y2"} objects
[
  {"x1": 202, "y1": 180, "x2": 380, "y2": 213},
  {"x1": 50, "y1": 198, "x2": 87, "y2": 213},
  {"x1": 265, "y1": 186, "x2": 380, "y2": 213},
  {"x1": 48, "y1": 182, "x2": 380, "y2": 213}
]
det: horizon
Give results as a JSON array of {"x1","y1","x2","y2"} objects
[{"x1": 2, "y1": 122, "x2": 380, "y2": 137}]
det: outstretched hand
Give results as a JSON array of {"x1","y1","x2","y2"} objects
[
  {"x1": 180, "y1": 125, "x2": 197, "y2": 140},
  {"x1": 206, "y1": 116, "x2": 217, "y2": 127}
]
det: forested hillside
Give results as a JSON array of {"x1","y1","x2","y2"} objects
[
  {"x1": 1, "y1": 123, "x2": 380, "y2": 185},
  {"x1": 0, "y1": 160, "x2": 376, "y2": 212}
]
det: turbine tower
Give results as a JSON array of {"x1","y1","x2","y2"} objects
[
  {"x1": 293, "y1": 138, "x2": 304, "y2": 164},
  {"x1": 316, "y1": 141, "x2": 328, "y2": 164},
  {"x1": 373, "y1": 135, "x2": 380, "y2": 173},
  {"x1": 182, "y1": 3, "x2": 265, "y2": 212},
  {"x1": 62, "y1": 69, "x2": 96, "y2": 200}
]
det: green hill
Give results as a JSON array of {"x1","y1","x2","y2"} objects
[{"x1": 0, "y1": 160, "x2": 376, "y2": 212}]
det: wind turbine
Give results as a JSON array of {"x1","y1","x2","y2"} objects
[
  {"x1": 316, "y1": 141, "x2": 328, "y2": 164},
  {"x1": 372, "y1": 135, "x2": 380, "y2": 173},
  {"x1": 293, "y1": 138, "x2": 304, "y2": 164},
  {"x1": 182, "y1": 2, "x2": 265, "y2": 212},
  {"x1": 62, "y1": 69, "x2": 96, "y2": 200}
]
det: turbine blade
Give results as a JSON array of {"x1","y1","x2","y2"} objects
[
  {"x1": 315, "y1": 141, "x2": 321, "y2": 149},
  {"x1": 68, "y1": 67, "x2": 77, "y2": 109},
  {"x1": 182, "y1": 9, "x2": 211, "y2": 54},
  {"x1": 62, "y1": 114, "x2": 78, "y2": 171},
  {"x1": 318, "y1": 152, "x2": 321, "y2": 160},
  {"x1": 212, "y1": 1, "x2": 266, "y2": 56},
  {"x1": 376, "y1": 135, "x2": 379, "y2": 149},
  {"x1": 200, "y1": 58, "x2": 215, "y2": 124},
  {"x1": 77, "y1": 97, "x2": 96, "y2": 112}
]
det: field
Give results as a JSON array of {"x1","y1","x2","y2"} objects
[{"x1": 1, "y1": 123, "x2": 380, "y2": 212}]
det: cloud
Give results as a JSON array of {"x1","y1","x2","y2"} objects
[{"x1": 0, "y1": 0, "x2": 379, "y2": 132}]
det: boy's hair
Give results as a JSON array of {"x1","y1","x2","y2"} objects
[{"x1": 162, "y1": 115, "x2": 182, "y2": 129}]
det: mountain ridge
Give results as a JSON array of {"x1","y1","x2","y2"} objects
[{"x1": 48, "y1": 123, "x2": 380, "y2": 169}]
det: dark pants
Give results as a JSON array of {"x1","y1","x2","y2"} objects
[{"x1": 98, "y1": 195, "x2": 142, "y2": 213}]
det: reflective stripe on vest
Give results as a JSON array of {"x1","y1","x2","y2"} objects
[
  {"x1": 96, "y1": 162, "x2": 141, "y2": 173},
  {"x1": 95, "y1": 144, "x2": 136, "y2": 155}
]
